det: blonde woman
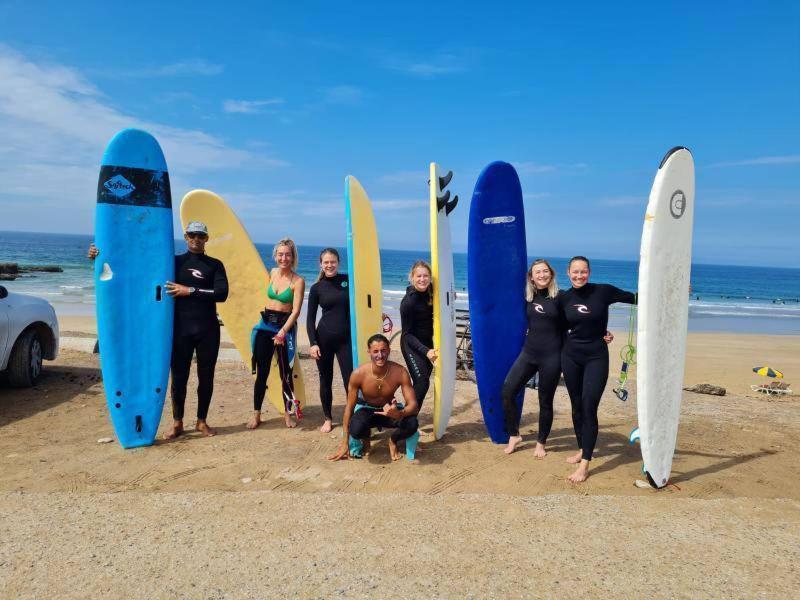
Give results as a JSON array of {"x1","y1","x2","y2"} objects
[
  {"x1": 249, "y1": 238, "x2": 305, "y2": 429},
  {"x1": 399, "y1": 260, "x2": 438, "y2": 409}
]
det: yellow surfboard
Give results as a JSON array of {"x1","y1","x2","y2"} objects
[
  {"x1": 180, "y1": 190, "x2": 305, "y2": 415},
  {"x1": 344, "y1": 176, "x2": 383, "y2": 366}
]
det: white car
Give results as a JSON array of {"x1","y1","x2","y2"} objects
[{"x1": 0, "y1": 285, "x2": 59, "y2": 387}]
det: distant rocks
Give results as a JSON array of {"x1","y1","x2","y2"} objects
[
  {"x1": 683, "y1": 383, "x2": 726, "y2": 396},
  {"x1": 0, "y1": 263, "x2": 63, "y2": 280}
]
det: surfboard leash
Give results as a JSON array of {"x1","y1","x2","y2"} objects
[{"x1": 613, "y1": 304, "x2": 637, "y2": 401}]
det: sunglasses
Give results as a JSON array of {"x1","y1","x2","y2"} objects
[{"x1": 186, "y1": 232, "x2": 208, "y2": 240}]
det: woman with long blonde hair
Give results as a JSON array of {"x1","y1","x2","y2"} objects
[
  {"x1": 248, "y1": 238, "x2": 305, "y2": 430},
  {"x1": 399, "y1": 260, "x2": 438, "y2": 410}
]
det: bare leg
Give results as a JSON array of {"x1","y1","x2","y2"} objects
[
  {"x1": 568, "y1": 459, "x2": 590, "y2": 483},
  {"x1": 196, "y1": 420, "x2": 216, "y2": 437},
  {"x1": 566, "y1": 449, "x2": 583, "y2": 464},
  {"x1": 164, "y1": 420, "x2": 184, "y2": 440},
  {"x1": 247, "y1": 411, "x2": 261, "y2": 430},
  {"x1": 388, "y1": 438, "x2": 402, "y2": 461},
  {"x1": 533, "y1": 442, "x2": 547, "y2": 459},
  {"x1": 504, "y1": 435, "x2": 523, "y2": 455},
  {"x1": 284, "y1": 412, "x2": 296, "y2": 429},
  {"x1": 362, "y1": 438, "x2": 371, "y2": 456},
  {"x1": 319, "y1": 419, "x2": 333, "y2": 433}
]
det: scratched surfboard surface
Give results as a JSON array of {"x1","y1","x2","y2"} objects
[{"x1": 94, "y1": 129, "x2": 174, "y2": 449}]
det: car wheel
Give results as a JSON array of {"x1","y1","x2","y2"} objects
[{"x1": 8, "y1": 329, "x2": 43, "y2": 387}]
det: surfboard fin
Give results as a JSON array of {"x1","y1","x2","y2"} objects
[
  {"x1": 629, "y1": 426, "x2": 640, "y2": 444},
  {"x1": 445, "y1": 195, "x2": 459, "y2": 215},
  {"x1": 436, "y1": 189, "x2": 451, "y2": 211},
  {"x1": 438, "y1": 170, "x2": 453, "y2": 191}
]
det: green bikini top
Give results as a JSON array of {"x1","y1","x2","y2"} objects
[{"x1": 268, "y1": 279, "x2": 294, "y2": 304}]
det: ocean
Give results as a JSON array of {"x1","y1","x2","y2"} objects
[{"x1": 2, "y1": 230, "x2": 799, "y2": 335}]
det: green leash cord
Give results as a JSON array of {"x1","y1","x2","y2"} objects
[{"x1": 613, "y1": 304, "x2": 637, "y2": 401}]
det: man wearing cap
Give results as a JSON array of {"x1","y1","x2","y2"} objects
[{"x1": 88, "y1": 221, "x2": 228, "y2": 439}]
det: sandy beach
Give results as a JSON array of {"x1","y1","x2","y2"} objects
[{"x1": 1, "y1": 315, "x2": 799, "y2": 598}]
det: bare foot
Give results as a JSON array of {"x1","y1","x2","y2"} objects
[
  {"x1": 568, "y1": 459, "x2": 590, "y2": 483},
  {"x1": 284, "y1": 412, "x2": 297, "y2": 428},
  {"x1": 196, "y1": 420, "x2": 216, "y2": 437},
  {"x1": 388, "y1": 438, "x2": 402, "y2": 461},
  {"x1": 533, "y1": 442, "x2": 547, "y2": 459},
  {"x1": 566, "y1": 450, "x2": 583, "y2": 464},
  {"x1": 246, "y1": 412, "x2": 261, "y2": 430},
  {"x1": 504, "y1": 435, "x2": 523, "y2": 454},
  {"x1": 163, "y1": 420, "x2": 184, "y2": 440},
  {"x1": 319, "y1": 419, "x2": 333, "y2": 433},
  {"x1": 362, "y1": 438, "x2": 371, "y2": 457}
]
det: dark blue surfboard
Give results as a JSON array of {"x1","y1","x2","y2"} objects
[
  {"x1": 467, "y1": 162, "x2": 527, "y2": 443},
  {"x1": 94, "y1": 129, "x2": 174, "y2": 448}
]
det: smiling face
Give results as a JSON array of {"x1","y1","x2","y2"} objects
[
  {"x1": 275, "y1": 245, "x2": 294, "y2": 270},
  {"x1": 411, "y1": 265, "x2": 431, "y2": 293},
  {"x1": 530, "y1": 263, "x2": 553, "y2": 290},
  {"x1": 368, "y1": 340, "x2": 390, "y2": 367},
  {"x1": 320, "y1": 251, "x2": 339, "y2": 277},
  {"x1": 568, "y1": 259, "x2": 590, "y2": 288},
  {"x1": 184, "y1": 232, "x2": 208, "y2": 254}
]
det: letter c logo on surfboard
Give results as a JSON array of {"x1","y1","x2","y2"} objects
[{"x1": 670, "y1": 190, "x2": 687, "y2": 219}]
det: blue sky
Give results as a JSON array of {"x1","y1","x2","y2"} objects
[{"x1": 0, "y1": 1, "x2": 797, "y2": 266}]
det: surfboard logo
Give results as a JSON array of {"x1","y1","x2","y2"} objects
[
  {"x1": 533, "y1": 303, "x2": 545, "y2": 314},
  {"x1": 483, "y1": 216, "x2": 515, "y2": 225},
  {"x1": 670, "y1": 190, "x2": 686, "y2": 219},
  {"x1": 103, "y1": 174, "x2": 136, "y2": 198},
  {"x1": 574, "y1": 304, "x2": 590, "y2": 314}
]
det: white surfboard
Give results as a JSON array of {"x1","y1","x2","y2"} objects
[
  {"x1": 636, "y1": 146, "x2": 695, "y2": 488},
  {"x1": 430, "y1": 163, "x2": 458, "y2": 440}
]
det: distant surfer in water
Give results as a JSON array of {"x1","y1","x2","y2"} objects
[
  {"x1": 306, "y1": 248, "x2": 352, "y2": 433},
  {"x1": 328, "y1": 334, "x2": 419, "y2": 462},
  {"x1": 88, "y1": 220, "x2": 229, "y2": 439},
  {"x1": 249, "y1": 238, "x2": 305, "y2": 430},
  {"x1": 399, "y1": 261, "x2": 438, "y2": 412},
  {"x1": 559, "y1": 256, "x2": 635, "y2": 483}
]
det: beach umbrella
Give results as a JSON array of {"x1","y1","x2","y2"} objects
[{"x1": 753, "y1": 366, "x2": 784, "y2": 378}]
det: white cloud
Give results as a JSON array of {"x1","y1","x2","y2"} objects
[
  {"x1": 322, "y1": 85, "x2": 364, "y2": 105},
  {"x1": 0, "y1": 45, "x2": 286, "y2": 217},
  {"x1": 223, "y1": 98, "x2": 285, "y2": 114},
  {"x1": 107, "y1": 59, "x2": 224, "y2": 78},
  {"x1": 708, "y1": 155, "x2": 800, "y2": 168},
  {"x1": 386, "y1": 52, "x2": 467, "y2": 78}
]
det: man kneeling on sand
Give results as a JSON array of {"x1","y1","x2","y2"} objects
[{"x1": 328, "y1": 334, "x2": 419, "y2": 461}]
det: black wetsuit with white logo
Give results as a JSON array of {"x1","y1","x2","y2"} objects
[
  {"x1": 400, "y1": 286, "x2": 434, "y2": 408},
  {"x1": 501, "y1": 289, "x2": 563, "y2": 441},
  {"x1": 306, "y1": 273, "x2": 353, "y2": 421},
  {"x1": 171, "y1": 252, "x2": 228, "y2": 421},
  {"x1": 559, "y1": 283, "x2": 635, "y2": 461}
]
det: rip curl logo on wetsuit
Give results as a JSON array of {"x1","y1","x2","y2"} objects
[
  {"x1": 341, "y1": 281, "x2": 348, "y2": 288},
  {"x1": 574, "y1": 304, "x2": 590, "y2": 314},
  {"x1": 103, "y1": 174, "x2": 136, "y2": 198},
  {"x1": 188, "y1": 268, "x2": 205, "y2": 279},
  {"x1": 533, "y1": 303, "x2": 545, "y2": 314},
  {"x1": 670, "y1": 190, "x2": 686, "y2": 219}
]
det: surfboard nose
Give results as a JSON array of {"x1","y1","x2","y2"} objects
[{"x1": 101, "y1": 128, "x2": 168, "y2": 172}]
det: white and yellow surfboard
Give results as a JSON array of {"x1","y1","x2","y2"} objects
[
  {"x1": 344, "y1": 176, "x2": 383, "y2": 367},
  {"x1": 180, "y1": 190, "x2": 305, "y2": 415},
  {"x1": 430, "y1": 163, "x2": 458, "y2": 440}
]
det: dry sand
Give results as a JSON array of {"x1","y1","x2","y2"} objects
[{"x1": 1, "y1": 316, "x2": 798, "y2": 598}]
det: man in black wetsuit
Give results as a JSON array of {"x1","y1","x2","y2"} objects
[{"x1": 88, "y1": 221, "x2": 228, "y2": 439}]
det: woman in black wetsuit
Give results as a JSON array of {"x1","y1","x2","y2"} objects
[
  {"x1": 306, "y1": 248, "x2": 353, "y2": 433},
  {"x1": 399, "y1": 260, "x2": 438, "y2": 410},
  {"x1": 501, "y1": 259, "x2": 563, "y2": 457},
  {"x1": 560, "y1": 256, "x2": 635, "y2": 483}
]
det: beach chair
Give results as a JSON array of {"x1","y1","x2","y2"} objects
[
  {"x1": 750, "y1": 381, "x2": 793, "y2": 396},
  {"x1": 455, "y1": 308, "x2": 473, "y2": 372}
]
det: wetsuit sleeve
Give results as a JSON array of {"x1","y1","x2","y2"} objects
[
  {"x1": 306, "y1": 284, "x2": 320, "y2": 346},
  {"x1": 400, "y1": 297, "x2": 430, "y2": 355},
  {"x1": 607, "y1": 285, "x2": 636, "y2": 305},
  {"x1": 193, "y1": 260, "x2": 229, "y2": 302}
]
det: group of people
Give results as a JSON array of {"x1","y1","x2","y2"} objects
[{"x1": 90, "y1": 222, "x2": 635, "y2": 482}]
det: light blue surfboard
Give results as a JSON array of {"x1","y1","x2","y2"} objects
[
  {"x1": 94, "y1": 129, "x2": 174, "y2": 448},
  {"x1": 467, "y1": 162, "x2": 528, "y2": 444}
]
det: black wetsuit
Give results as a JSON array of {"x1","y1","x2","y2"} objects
[
  {"x1": 399, "y1": 286, "x2": 434, "y2": 408},
  {"x1": 306, "y1": 273, "x2": 353, "y2": 421},
  {"x1": 560, "y1": 283, "x2": 636, "y2": 461},
  {"x1": 349, "y1": 403, "x2": 419, "y2": 443},
  {"x1": 171, "y1": 252, "x2": 228, "y2": 421},
  {"x1": 501, "y1": 289, "x2": 563, "y2": 441}
]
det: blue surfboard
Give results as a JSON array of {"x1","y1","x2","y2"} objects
[
  {"x1": 467, "y1": 162, "x2": 527, "y2": 444},
  {"x1": 94, "y1": 129, "x2": 174, "y2": 448}
]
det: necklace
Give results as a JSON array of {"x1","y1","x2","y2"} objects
[{"x1": 372, "y1": 364, "x2": 390, "y2": 391}]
